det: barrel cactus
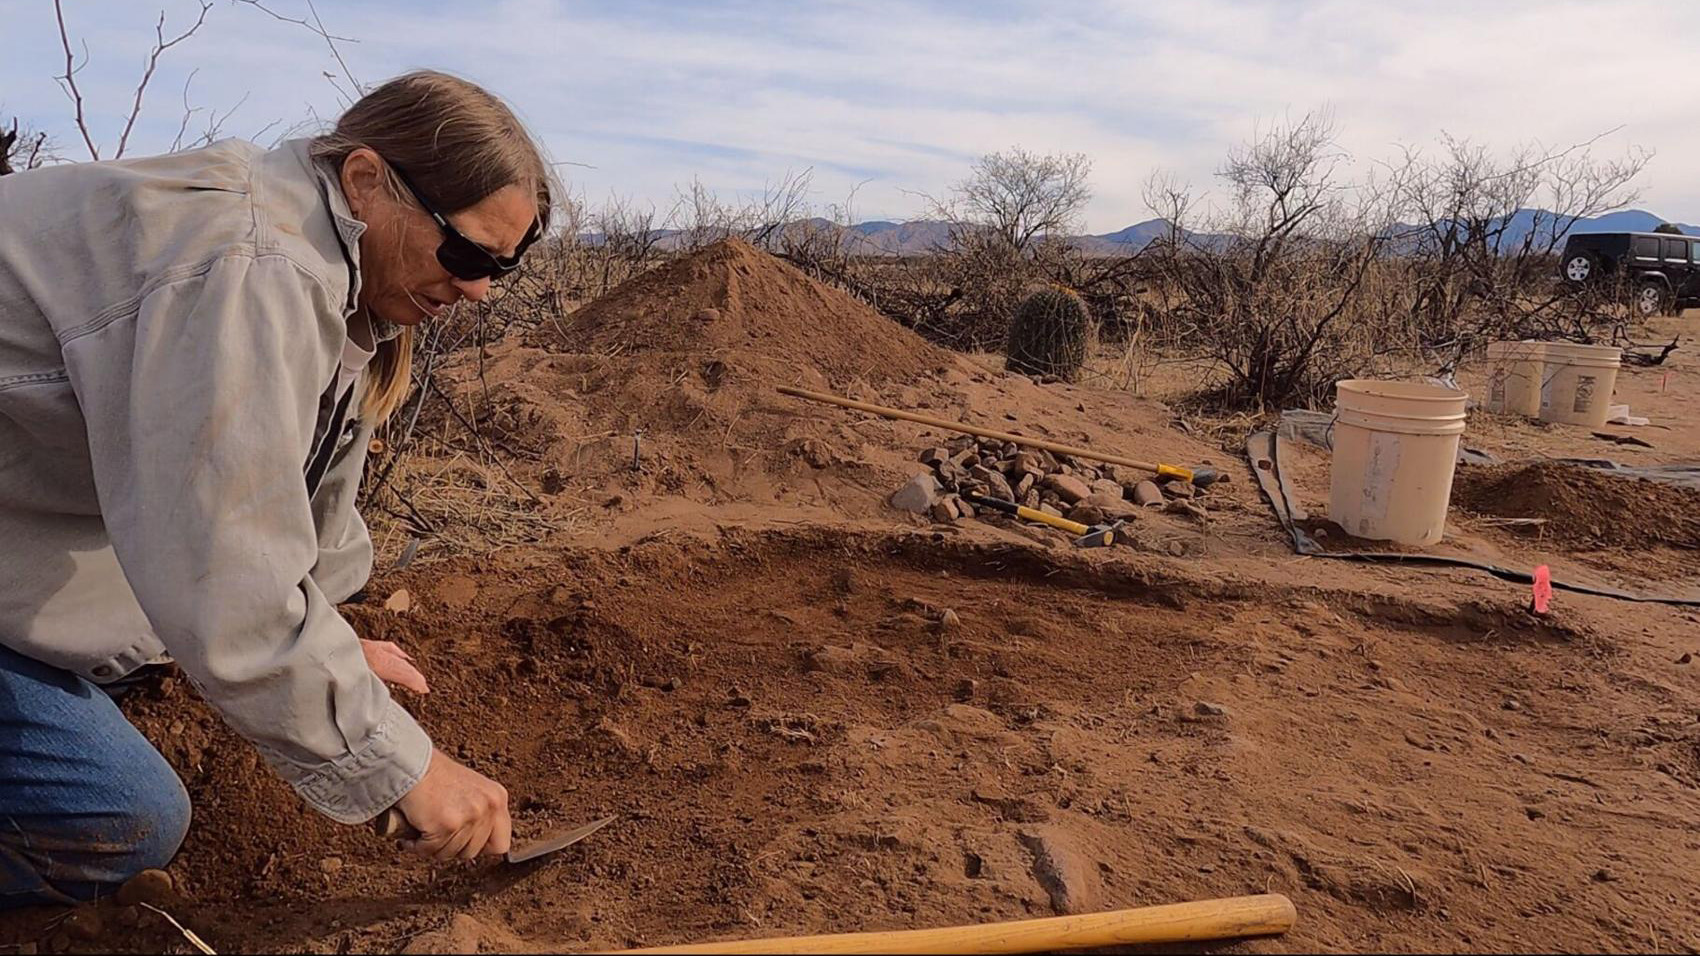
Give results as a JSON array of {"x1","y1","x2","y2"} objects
[{"x1": 1005, "y1": 286, "x2": 1090, "y2": 381}]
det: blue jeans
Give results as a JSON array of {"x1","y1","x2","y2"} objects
[{"x1": 0, "y1": 645, "x2": 190, "y2": 908}]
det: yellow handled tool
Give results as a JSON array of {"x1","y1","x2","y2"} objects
[
  {"x1": 601, "y1": 893, "x2": 1297, "y2": 954},
  {"x1": 963, "y1": 492, "x2": 1120, "y2": 547},
  {"x1": 776, "y1": 385, "x2": 1222, "y2": 487}
]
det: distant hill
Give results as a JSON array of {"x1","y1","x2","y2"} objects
[{"x1": 578, "y1": 208, "x2": 1698, "y2": 256}]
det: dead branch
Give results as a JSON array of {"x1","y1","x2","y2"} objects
[
  {"x1": 53, "y1": 0, "x2": 98, "y2": 160},
  {"x1": 231, "y1": 0, "x2": 363, "y2": 101},
  {"x1": 52, "y1": 0, "x2": 213, "y2": 160}
]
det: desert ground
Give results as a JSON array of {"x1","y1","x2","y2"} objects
[{"x1": 4, "y1": 240, "x2": 1696, "y2": 954}]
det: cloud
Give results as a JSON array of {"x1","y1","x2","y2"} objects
[{"x1": 3, "y1": 0, "x2": 1694, "y2": 230}]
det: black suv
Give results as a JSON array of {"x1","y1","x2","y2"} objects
[{"x1": 1559, "y1": 231, "x2": 1698, "y2": 316}]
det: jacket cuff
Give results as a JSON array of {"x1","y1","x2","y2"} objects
[{"x1": 283, "y1": 699, "x2": 433, "y2": 825}]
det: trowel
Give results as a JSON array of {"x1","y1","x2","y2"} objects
[{"x1": 372, "y1": 807, "x2": 616, "y2": 864}]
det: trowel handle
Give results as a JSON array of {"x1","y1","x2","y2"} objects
[{"x1": 372, "y1": 806, "x2": 421, "y2": 841}]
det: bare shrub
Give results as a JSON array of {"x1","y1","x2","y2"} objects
[
  {"x1": 1387, "y1": 132, "x2": 1650, "y2": 357},
  {"x1": 1138, "y1": 112, "x2": 1415, "y2": 410}
]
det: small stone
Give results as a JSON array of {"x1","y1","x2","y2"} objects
[
  {"x1": 593, "y1": 717, "x2": 638, "y2": 753},
  {"x1": 954, "y1": 678, "x2": 978, "y2": 701},
  {"x1": 1166, "y1": 500, "x2": 1209, "y2": 520},
  {"x1": 664, "y1": 676, "x2": 683, "y2": 692},
  {"x1": 1019, "y1": 827, "x2": 1103, "y2": 916},
  {"x1": 939, "y1": 609, "x2": 962, "y2": 630},
  {"x1": 1014, "y1": 473, "x2": 1036, "y2": 497},
  {"x1": 1525, "y1": 807, "x2": 1545, "y2": 820},
  {"x1": 1503, "y1": 698, "x2": 1522, "y2": 712},
  {"x1": 1090, "y1": 479, "x2": 1123, "y2": 499},
  {"x1": 116, "y1": 868, "x2": 176, "y2": 907},
  {"x1": 972, "y1": 465, "x2": 1014, "y2": 502},
  {"x1": 1043, "y1": 474, "x2": 1092, "y2": 504},
  {"x1": 384, "y1": 588, "x2": 413, "y2": 613},
  {"x1": 1592, "y1": 868, "x2": 1615, "y2": 883},
  {"x1": 1193, "y1": 701, "x2": 1227, "y2": 717},
  {"x1": 1066, "y1": 502, "x2": 1106, "y2": 527},
  {"x1": 1132, "y1": 481, "x2": 1165, "y2": 507},
  {"x1": 890, "y1": 473, "x2": 942, "y2": 514},
  {"x1": 1039, "y1": 503, "x2": 1064, "y2": 518},
  {"x1": 1010, "y1": 452, "x2": 1043, "y2": 479},
  {"x1": 1165, "y1": 481, "x2": 1196, "y2": 499},
  {"x1": 63, "y1": 907, "x2": 103, "y2": 942},
  {"x1": 1021, "y1": 488, "x2": 1042, "y2": 510},
  {"x1": 1085, "y1": 490, "x2": 1140, "y2": 520},
  {"x1": 919, "y1": 447, "x2": 950, "y2": 467},
  {"x1": 931, "y1": 499, "x2": 958, "y2": 523},
  {"x1": 319, "y1": 856, "x2": 344, "y2": 874},
  {"x1": 1678, "y1": 652, "x2": 1693, "y2": 665}
]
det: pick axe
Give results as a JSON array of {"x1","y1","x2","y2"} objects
[{"x1": 961, "y1": 492, "x2": 1123, "y2": 547}]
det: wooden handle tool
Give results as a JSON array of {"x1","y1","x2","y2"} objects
[{"x1": 600, "y1": 893, "x2": 1296, "y2": 954}]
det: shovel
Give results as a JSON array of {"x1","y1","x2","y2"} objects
[{"x1": 372, "y1": 807, "x2": 616, "y2": 864}]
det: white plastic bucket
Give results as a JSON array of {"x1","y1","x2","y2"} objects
[
  {"x1": 1329, "y1": 379, "x2": 1468, "y2": 546},
  {"x1": 1485, "y1": 341, "x2": 1544, "y2": 417},
  {"x1": 1538, "y1": 343, "x2": 1621, "y2": 428}
]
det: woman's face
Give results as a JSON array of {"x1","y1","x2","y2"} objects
[{"x1": 340, "y1": 148, "x2": 536, "y2": 326}]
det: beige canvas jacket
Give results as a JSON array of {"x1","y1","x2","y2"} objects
[{"x1": 0, "y1": 139, "x2": 431, "y2": 824}]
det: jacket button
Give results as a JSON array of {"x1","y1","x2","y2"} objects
[{"x1": 92, "y1": 665, "x2": 114, "y2": 677}]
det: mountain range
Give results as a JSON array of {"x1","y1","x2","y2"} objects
[{"x1": 582, "y1": 208, "x2": 1699, "y2": 257}]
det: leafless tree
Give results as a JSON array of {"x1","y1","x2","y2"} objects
[
  {"x1": 951, "y1": 147, "x2": 1092, "y2": 254},
  {"x1": 1388, "y1": 131, "x2": 1650, "y2": 350},
  {"x1": 591, "y1": 194, "x2": 666, "y2": 295},
  {"x1": 664, "y1": 168, "x2": 815, "y2": 253},
  {"x1": 1140, "y1": 111, "x2": 1414, "y2": 409}
]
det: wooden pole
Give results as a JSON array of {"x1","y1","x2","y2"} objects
[
  {"x1": 775, "y1": 385, "x2": 1220, "y2": 486},
  {"x1": 602, "y1": 894, "x2": 1296, "y2": 955}
]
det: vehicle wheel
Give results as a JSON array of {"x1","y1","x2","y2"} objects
[
  {"x1": 1562, "y1": 253, "x2": 1596, "y2": 284},
  {"x1": 1633, "y1": 280, "x2": 1668, "y2": 318}
]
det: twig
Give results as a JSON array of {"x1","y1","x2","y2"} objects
[
  {"x1": 138, "y1": 903, "x2": 216, "y2": 955},
  {"x1": 115, "y1": 2, "x2": 214, "y2": 159},
  {"x1": 170, "y1": 69, "x2": 202, "y2": 151},
  {"x1": 231, "y1": 0, "x2": 361, "y2": 99},
  {"x1": 426, "y1": 378, "x2": 541, "y2": 504},
  {"x1": 52, "y1": 0, "x2": 98, "y2": 160}
]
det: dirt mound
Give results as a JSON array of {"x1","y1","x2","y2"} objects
[
  {"x1": 525, "y1": 238, "x2": 946, "y2": 386},
  {"x1": 404, "y1": 239, "x2": 966, "y2": 523},
  {"x1": 1453, "y1": 461, "x2": 1700, "y2": 550}
]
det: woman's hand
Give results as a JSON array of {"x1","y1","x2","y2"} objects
[
  {"x1": 361, "y1": 639, "x2": 430, "y2": 695},
  {"x1": 395, "y1": 749, "x2": 511, "y2": 860}
]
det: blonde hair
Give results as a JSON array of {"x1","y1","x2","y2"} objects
[{"x1": 310, "y1": 70, "x2": 555, "y2": 424}]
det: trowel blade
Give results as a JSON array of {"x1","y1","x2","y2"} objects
[{"x1": 505, "y1": 814, "x2": 617, "y2": 865}]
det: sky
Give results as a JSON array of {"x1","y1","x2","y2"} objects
[{"x1": 4, "y1": 0, "x2": 1697, "y2": 233}]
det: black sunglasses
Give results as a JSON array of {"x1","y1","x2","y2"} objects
[{"x1": 387, "y1": 162, "x2": 540, "y2": 282}]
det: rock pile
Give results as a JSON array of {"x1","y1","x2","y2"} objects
[{"x1": 890, "y1": 435, "x2": 1211, "y2": 527}]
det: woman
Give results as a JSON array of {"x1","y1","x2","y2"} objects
[{"x1": 0, "y1": 71, "x2": 551, "y2": 905}]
